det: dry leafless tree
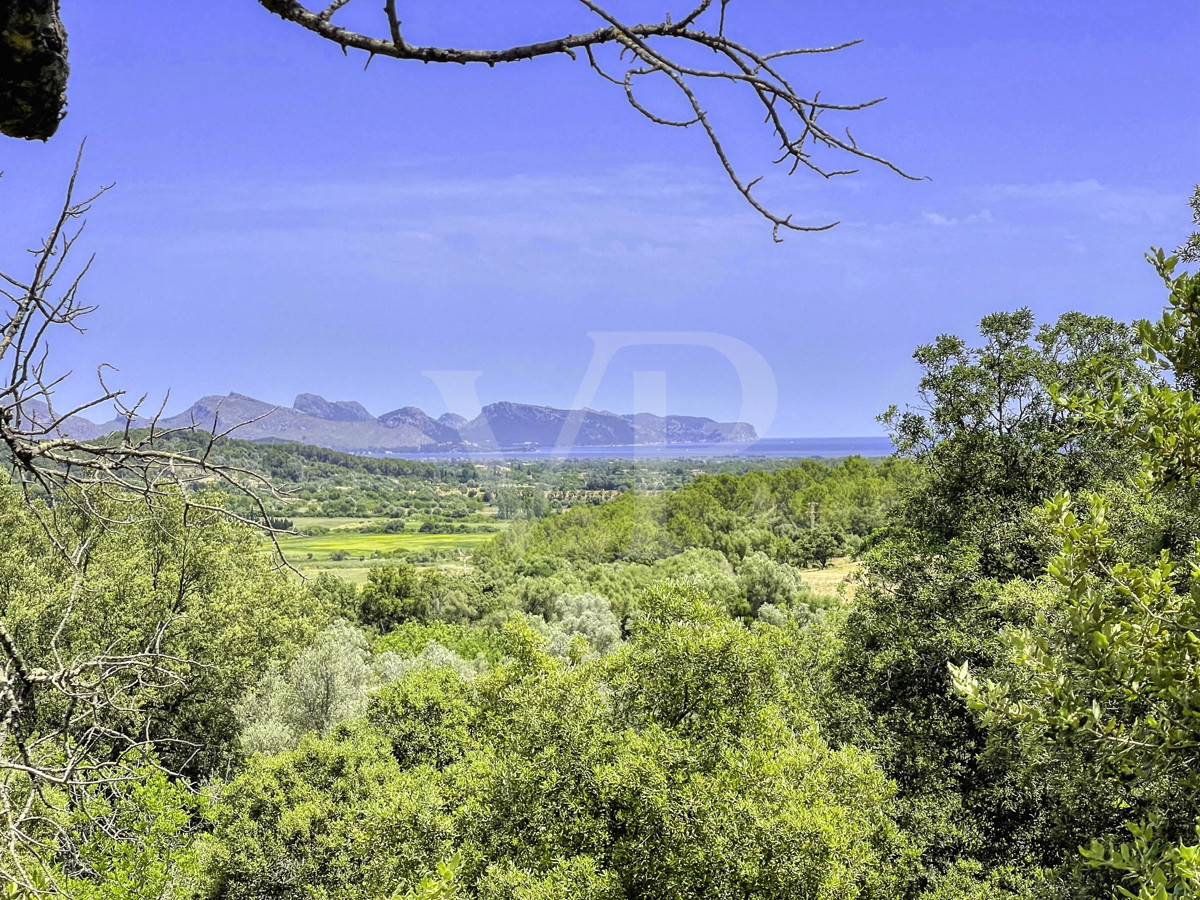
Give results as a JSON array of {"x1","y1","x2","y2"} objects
[
  {"x1": 0, "y1": 145, "x2": 289, "y2": 535},
  {"x1": 4, "y1": 0, "x2": 916, "y2": 238},
  {"x1": 0, "y1": 600, "x2": 195, "y2": 892},
  {"x1": 0, "y1": 149, "x2": 295, "y2": 892}
]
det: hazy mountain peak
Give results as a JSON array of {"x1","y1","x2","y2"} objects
[
  {"x1": 293, "y1": 393, "x2": 375, "y2": 422},
  {"x1": 42, "y1": 395, "x2": 755, "y2": 454},
  {"x1": 459, "y1": 402, "x2": 757, "y2": 449},
  {"x1": 187, "y1": 392, "x2": 276, "y2": 420},
  {"x1": 377, "y1": 406, "x2": 460, "y2": 443}
]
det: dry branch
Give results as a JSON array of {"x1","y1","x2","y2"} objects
[
  {"x1": 259, "y1": 0, "x2": 918, "y2": 238},
  {"x1": 0, "y1": 149, "x2": 288, "y2": 891},
  {"x1": 0, "y1": 145, "x2": 291, "y2": 538},
  {"x1": 1, "y1": 2, "x2": 916, "y2": 233}
]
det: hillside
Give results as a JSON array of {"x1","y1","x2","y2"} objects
[{"x1": 19, "y1": 392, "x2": 757, "y2": 454}]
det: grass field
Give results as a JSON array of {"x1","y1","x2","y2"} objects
[
  {"x1": 279, "y1": 536, "x2": 495, "y2": 584},
  {"x1": 286, "y1": 558, "x2": 410, "y2": 585},
  {"x1": 796, "y1": 557, "x2": 859, "y2": 600},
  {"x1": 277, "y1": 519, "x2": 505, "y2": 583},
  {"x1": 279, "y1": 530, "x2": 498, "y2": 559}
]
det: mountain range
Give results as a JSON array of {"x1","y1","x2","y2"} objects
[{"x1": 26, "y1": 392, "x2": 757, "y2": 454}]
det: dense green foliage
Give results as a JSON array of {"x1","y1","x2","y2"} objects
[
  {"x1": 207, "y1": 588, "x2": 914, "y2": 900},
  {"x1": 0, "y1": 485, "x2": 331, "y2": 894},
  {"x1": 8, "y1": 240, "x2": 1200, "y2": 899},
  {"x1": 951, "y1": 253, "x2": 1200, "y2": 898},
  {"x1": 0, "y1": 488, "x2": 319, "y2": 779}
]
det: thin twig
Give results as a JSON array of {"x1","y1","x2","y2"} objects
[{"x1": 258, "y1": 0, "x2": 920, "y2": 234}]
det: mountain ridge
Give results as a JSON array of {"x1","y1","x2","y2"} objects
[{"x1": 20, "y1": 392, "x2": 758, "y2": 454}]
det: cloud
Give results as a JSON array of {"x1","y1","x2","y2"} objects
[
  {"x1": 110, "y1": 164, "x2": 847, "y2": 298},
  {"x1": 168, "y1": 164, "x2": 727, "y2": 216},
  {"x1": 986, "y1": 179, "x2": 1107, "y2": 200},
  {"x1": 982, "y1": 179, "x2": 1180, "y2": 227},
  {"x1": 920, "y1": 209, "x2": 994, "y2": 227}
]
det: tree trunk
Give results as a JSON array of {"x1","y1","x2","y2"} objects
[{"x1": 0, "y1": 0, "x2": 68, "y2": 141}]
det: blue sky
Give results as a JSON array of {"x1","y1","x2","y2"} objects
[{"x1": 0, "y1": 1, "x2": 1195, "y2": 436}]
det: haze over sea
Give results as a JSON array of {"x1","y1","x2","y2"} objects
[{"x1": 372, "y1": 437, "x2": 895, "y2": 461}]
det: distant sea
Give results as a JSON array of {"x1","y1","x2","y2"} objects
[{"x1": 374, "y1": 437, "x2": 895, "y2": 461}]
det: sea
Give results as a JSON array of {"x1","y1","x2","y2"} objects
[{"x1": 373, "y1": 436, "x2": 895, "y2": 461}]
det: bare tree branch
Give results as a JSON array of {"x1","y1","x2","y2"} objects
[
  {"x1": 0, "y1": 145, "x2": 295, "y2": 546},
  {"x1": 258, "y1": 0, "x2": 919, "y2": 238},
  {"x1": 0, "y1": 149, "x2": 293, "y2": 891},
  {"x1": 3, "y1": 2, "x2": 917, "y2": 232}
]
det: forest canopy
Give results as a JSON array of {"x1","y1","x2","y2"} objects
[{"x1": 0, "y1": 235, "x2": 1197, "y2": 898}]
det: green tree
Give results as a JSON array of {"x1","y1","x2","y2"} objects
[
  {"x1": 0, "y1": 486, "x2": 318, "y2": 889},
  {"x1": 207, "y1": 723, "x2": 454, "y2": 900},
  {"x1": 367, "y1": 667, "x2": 476, "y2": 770},
  {"x1": 953, "y1": 250, "x2": 1200, "y2": 899},
  {"x1": 0, "y1": 488, "x2": 315, "y2": 777},
  {"x1": 881, "y1": 308, "x2": 1146, "y2": 578},
  {"x1": 534, "y1": 592, "x2": 623, "y2": 661},
  {"x1": 824, "y1": 309, "x2": 1149, "y2": 886},
  {"x1": 209, "y1": 581, "x2": 916, "y2": 899},
  {"x1": 797, "y1": 524, "x2": 845, "y2": 569},
  {"x1": 1177, "y1": 185, "x2": 1200, "y2": 264},
  {"x1": 736, "y1": 550, "x2": 807, "y2": 618},
  {"x1": 238, "y1": 621, "x2": 377, "y2": 755},
  {"x1": 359, "y1": 563, "x2": 421, "y2": 631}
]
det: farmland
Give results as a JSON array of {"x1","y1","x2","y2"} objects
[{"x1": 277, "y1": 516, "x2": 508, "y2": 581}]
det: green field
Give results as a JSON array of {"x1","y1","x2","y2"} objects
[
  {"x1": 279, "y1": 530, "x2": 498, "y2": 559},
  {"x1": 277, "y1": 528, "x2": 501, "y2": 585},
  {"x1": 276, "y1": 518, "x2": 505, "y2": 583},
  {"x1": 285, "y1": 558, "x2": 435, "y2": 585}
]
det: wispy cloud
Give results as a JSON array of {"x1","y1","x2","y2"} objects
[
  {"x1": 111, "y1": 164, "x2": 846, "y2": 297},
  {"x1": 920, "y1": 209, "x2": 994, "y2": 227},
  {"x1": 983, "y1": 179, "x2": 1180, "y2": 227},
  {"x1": 987, "y1": 179, "x2": 1108, "y2": 200}
]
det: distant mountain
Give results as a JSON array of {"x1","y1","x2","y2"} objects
[
  {"x1": 15, "y1": 400, "x2": 125, "y2": 442},
  {"x1": 458, "y1": 402, "x2": 756, "y2": 448},
  {"x1": 27, "y1": 392, "x2": 757, "y2": 454},
  {"x1": 154, "y1": 393, "x2": 436, "y2": 451},
  {"x1": 292, "y1": 393, "x2": 374, "y2": 422},
  {"x1": 377, "y1": 406, "x2": 460, "y2": 444}
]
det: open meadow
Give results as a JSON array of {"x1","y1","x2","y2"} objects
[
  {"x1": 795, "y1": 557, "x2": 858, "y2": 600},
  {"x1": 277, "y1": 517, "x2": 506, "y2": 581}
]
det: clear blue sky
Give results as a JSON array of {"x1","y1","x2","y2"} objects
[{"x1": 0, "y1": 1, "x2": 1195, "y2": 436}]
